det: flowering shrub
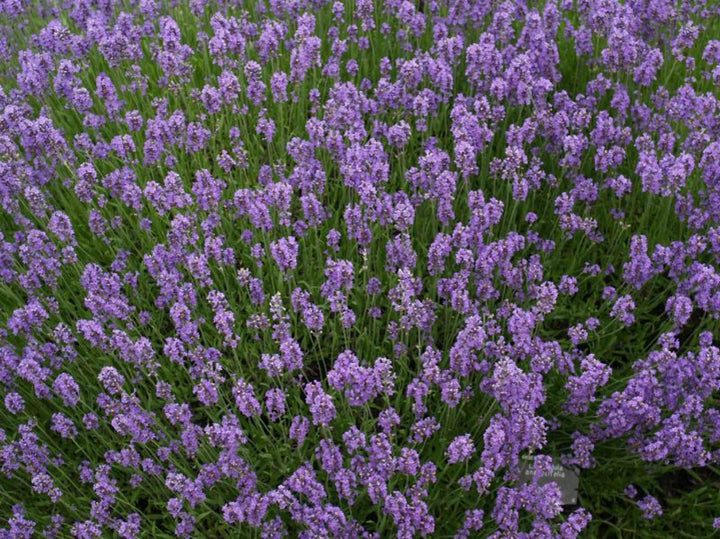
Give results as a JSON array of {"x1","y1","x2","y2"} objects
[{"x1": 1, "y1": 0, "x2": 719, "y2": 537}]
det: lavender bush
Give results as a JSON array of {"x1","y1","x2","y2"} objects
[{"x1": 1, "y1": 0, "x2": 719, "y2": 537}]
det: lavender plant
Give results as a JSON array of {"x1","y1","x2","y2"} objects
[{"x1": 1, "y1": 0, "x2": 719, "y2": 537}]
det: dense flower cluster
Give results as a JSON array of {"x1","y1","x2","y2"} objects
[{"x1": 1, "y1": 0, "x2": 719, "y2": 537}]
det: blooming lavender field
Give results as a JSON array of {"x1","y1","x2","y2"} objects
[{"x1": 1, "y1": 0, "x2": 720, "y2": 536}]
